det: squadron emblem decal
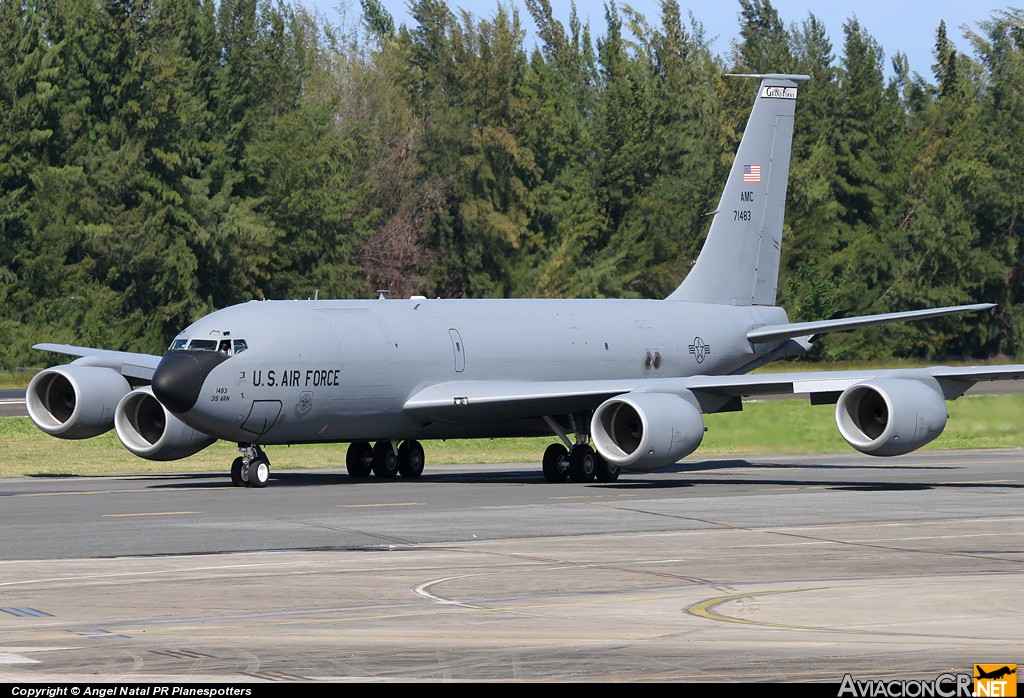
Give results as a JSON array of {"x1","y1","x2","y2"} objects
[
  {"x1": 688, "y1": 337, "x2": 711, "y2": 364},
  {"x1": 294, "y1": 391, "x2": 314, "y2": 418}
]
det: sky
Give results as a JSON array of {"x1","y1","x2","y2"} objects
[{"x1": 308, "y1": 0, "x2": 1012, "y2": 79}]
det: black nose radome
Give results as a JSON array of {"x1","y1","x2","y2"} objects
[{"x1": 152, "y1": 350, "x2": 229, "y2": 414}]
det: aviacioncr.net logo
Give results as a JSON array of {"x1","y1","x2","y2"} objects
[{"x1": 838, "y1": 673, "x2": 973, "y2": 697}]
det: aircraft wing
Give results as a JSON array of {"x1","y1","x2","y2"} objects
[
  {"x1": 747, "y1": 303, "x2": 996, "y2": 343},
  {"x1": 683, "y1": 364, "x2": 1024, "y2": 400},
  {"x1": 404, "y1": 378, "x2": 647, "y2": 422},
  {"x1": 33, "y1": 343, "x2": 162, "y2": 382},
  {"x1": 403, "y1": 364, "x2": 1024, "y2": 422}
]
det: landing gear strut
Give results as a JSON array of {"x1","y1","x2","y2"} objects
[
  {"x1": 541, "y1": 415, "x2": 619, "y2": 483},
  {"x1": 545, "y1": 442, "x2": 617, "y2": 483},
  {"x1": 232, "y1": 444, "x2": 270, "y2": 488}
]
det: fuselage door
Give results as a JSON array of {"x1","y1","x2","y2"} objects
[
  {"x1": 449, "y1": 329, "x2": 466, "y2": 373},
  {"x1": 241, "y1": 400, "x2": 282, "y2": 436}
]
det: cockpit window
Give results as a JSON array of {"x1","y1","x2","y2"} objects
[{"x1": 169, "y1": 337, "x2": 248, "y2": 355}]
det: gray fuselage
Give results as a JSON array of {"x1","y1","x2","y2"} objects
[{"x1": 171, "y1": 297, "x2": 789, "y2": 444}]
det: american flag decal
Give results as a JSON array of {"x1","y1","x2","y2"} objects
[{"x1": 743, "y1": 164, "x2": 761, "y2": 182}]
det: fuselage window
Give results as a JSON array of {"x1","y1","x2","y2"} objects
[
  {"x1": 169, "y1": 339, "x2": 187, "y2": 350},
  {"x1": 233, "y1": 339, "x2": 248, "y2": 354},
  {"x1": 187, "y1": 339, "x2": 219, "y2": 351}
]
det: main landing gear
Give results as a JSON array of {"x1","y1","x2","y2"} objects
[
  {"x1": 542, "y1": 442, "x2": 619, "y2": 483},
  {"x1": 345, "y1": 440, "x2": 425, "y2": 480},
  {"x1": 231, "y1": 444, "x2": 271, "y2": 488},
  {"x1": 541, "y1": 414, "x2": 619, "y2": 483},
  {"x1": 232, "y1": 436, "x2": 618, "y2": 486}
]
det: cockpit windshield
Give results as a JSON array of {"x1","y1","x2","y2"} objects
[
  {"x1": 188, "y1": 339, "x2": 219, "y2": 351},
  {"x1": 167, "y1": 338, "x2": 248, "y2": 355}
]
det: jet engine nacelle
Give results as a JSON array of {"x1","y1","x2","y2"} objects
[
  {"x1": 591, "y1": 391, "x2": 704, "y2": 471},
  {"x1": 835, "y1": 378, "x2": 948, "y2": 456},
  {"x1": 115, "y1": 387, "x2": 216, "y2": 461},
  {"x1": 27, "y1": 365, "x2": 131, "y2": 439}
]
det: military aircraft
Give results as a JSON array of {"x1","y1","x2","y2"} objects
[{"x1": 26, "y1": 73, "x2": 1024, "y2": 487}]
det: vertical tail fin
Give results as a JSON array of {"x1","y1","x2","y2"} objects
[{"x1": 668, "y1": 74, "x2": 808, "y2": 306}]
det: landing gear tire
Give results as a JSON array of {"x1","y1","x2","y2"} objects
[
  {"x1": 247, "y1": 458, "x2": 270, "y2": 488},
  {"x1": 398, "y1": 440, "x2": 425, "y2": 478},
  {"x1": 568, "y1": 444, "x2": 596, "y2": 483},
  {"x1": 230, "y1": 457, "x2": 246, "y2": 487},
  {"x1": 346, "y1": 441, "x2": 373, "y2": 478},
  {"x1": 542, "y1": 443, "x2": 569, "y2": 483},
  {"x1": 232, "y1": 445, "x2": 270, "y2": 487},
  {"x1": 595, "y1": 452, "x2": 620, "y2": 482},
  {"x1": 372, "y1": 441, "x2": 399, "y2": 478}
]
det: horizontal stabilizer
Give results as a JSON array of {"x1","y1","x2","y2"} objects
[{"x1": 746, "y1": 303, "x2": 996, "y2": 344}]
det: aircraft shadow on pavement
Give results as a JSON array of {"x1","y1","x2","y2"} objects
[
  {"x1": 665, "y1": 459, "x2": 959, "y2": 473},
  {"x1": 26, "y1": 471, "x2": 221, "y2": 480},
  {"x1": 138, "y1": 459, "x2": 1023, "y2": 492},
  {"x1": 143, "y1": 469, "x2": 549, "y2": 489},
  {"x1": 601, "y1": 478, "x2": 939, "y2": 492}
]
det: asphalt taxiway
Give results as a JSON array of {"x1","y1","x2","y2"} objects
[
  {"x1": 0, "y1": 391, "x2": 25, "y2": 418},
  {"x1": 0, "y1": 450, "x2": 1021, "y2": 682}
]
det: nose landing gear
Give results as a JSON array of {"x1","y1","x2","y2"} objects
[{"x1": 231, "y1": 444, "x2": 270, "y2": 488}]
